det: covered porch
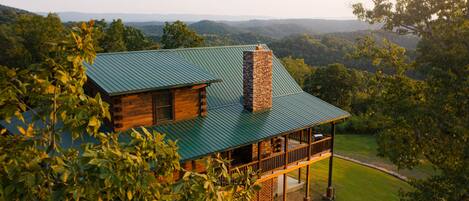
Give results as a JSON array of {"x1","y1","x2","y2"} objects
[{"x1": 224, "y1": 122, "x2": 338, "y2": 201}]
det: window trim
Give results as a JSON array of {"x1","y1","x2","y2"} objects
[{"x1": 152, "y1": 90, "x2": 174, "y2": 124}]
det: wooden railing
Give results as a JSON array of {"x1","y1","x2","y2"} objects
[
  {"x1": 229, "y1": 136, "x2": 332, "y2": 175},
  {"x1": 311, "y1": 137, "x2": 332, "y2": 155},
  {"x1": 288, "y1": 131, "x2": 310, "y2": 144}
]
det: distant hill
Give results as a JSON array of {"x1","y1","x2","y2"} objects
[
  {"x1": 0, "y1": 4, "x2": 35, "y2": 23},
  {"x1": 223, "y1": 19, "x2": 381, "y2": 38},
  {"x1": 130, "y1": 19, "x2": 381, "y2": 39},
  {"x1": 325, "y1": 30, "x2": 419, "y2": 50},
  {"x1": 128, "y1": 20, "x2": 245, "y2": 37},
  {"x1": 128, "y1": 19, "x2": 418, "y2": 52},
  {"x1": 37, "y1": 12, "x2": 271, "y2": 22},
  {"x1": 188, "y1": 20, "x2": 244, "y2": 35}
]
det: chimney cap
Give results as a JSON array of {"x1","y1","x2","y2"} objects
[{"x1": 255, "y1": 44, "x2": 263, "y2": 50}]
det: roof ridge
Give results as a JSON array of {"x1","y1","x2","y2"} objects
[
  {"x1": 207, "y1": 91, "x2": 307, "y2": 110},
  {"x1": 96, "y1": 44, "x2": 266, "y2": 56}
]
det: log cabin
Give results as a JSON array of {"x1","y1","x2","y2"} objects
[{"x1": 1, "y1": 44, "x2": 350, "y2": 201}]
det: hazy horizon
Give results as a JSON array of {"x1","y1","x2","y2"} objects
[{"x1": 1, "y1": 0, "x2": 373, "y2": 20}]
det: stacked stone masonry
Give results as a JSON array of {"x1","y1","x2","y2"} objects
[
  {"x1": 252, "y1": 140, "x2": 273, "y2": 160},
  {"x1": 242, "y1": 46, "x2": 273, "y2": 112}
]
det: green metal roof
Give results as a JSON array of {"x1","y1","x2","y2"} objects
[
  {"x1": 143, "y1": 44, "x2": 350, "y2": 160},
  {"x1": 84, "y1": 51, "x2": 221, "y2": 96},
  {"x1": 1, "y1": 45, "x2": 350, "y2": 161},
  {"x1": 153, "y1": 92, "x2": 349, "y2": 160},
  {"x1": 172, "y1": 45, "x2": 302, "y2": 108}
]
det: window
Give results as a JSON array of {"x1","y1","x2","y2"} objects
[{"x1": 153, "y1": 90, "x2": 173, "y2": 124}]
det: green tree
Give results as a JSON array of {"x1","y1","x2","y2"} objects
[
  {"x1": 0, "y1": 20, "x2": 258, "y2": 200},
  {"x1": 269, "y1": 34, "x2": 357, "y2": 69},
  {"x1": 161, "y1": 20, "x2": 204, "y2": 49},
  {"x1": 89, "y1": 19, "x2": 107, "y2": 52},
  {"x1": 353, "y1": 1, "x2": 469, "y2": 200},
  {"x1": 0, "y1": 13, "x2": 66, "y2": 68},
  {"x1": 123, "y1": 26, "x2": 156, "y2": 51},
  {"x1": 102, "y1": 19, "x2": 126, "y2": 52},
  {"x1": 0, "y1": 24, "x2": 29, "y2": 68},
  {"x1": 304, "y1": 63, "x2": 361, "y2": 112},
  {"x1": 67, "y1": 19, "x2": 157, "y2": 52},
  {"x1": 281, "y1": 56, "x2": 313, "y2": 87}
]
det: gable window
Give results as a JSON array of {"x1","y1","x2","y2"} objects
[{"x1": 153, "y1": 90, "x2": 173, "y2": 124}]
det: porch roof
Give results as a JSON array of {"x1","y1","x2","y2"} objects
[{"x1": 151, "y1": 92, "x2": 349, "y2": 161}]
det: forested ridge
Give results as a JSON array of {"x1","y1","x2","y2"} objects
[
  {"x1": 126, "y1": 19, "x2": 419, "y2": 74},
  {"x1": 0, "y1": 3, "x2": 419, "y2": 73},
  {"x1": 0, "y1": 4, "x2": 35, "y2": 23}
]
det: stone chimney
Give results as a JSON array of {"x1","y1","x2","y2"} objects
[{"x1": 243, "y1": 45, "x2": 273, "y2": 112}]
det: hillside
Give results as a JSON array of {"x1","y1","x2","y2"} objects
[
  {"x1": 268, "y1": 32, "x2": 418, "y2": 73},
  {"x1": 0, "y1": 4, "x2": 35, "y2": 23},
  {"x1": 128, "y1": 19, "x2": 418, "y2": 73},
  {"x1": 224, "y1": 19, "x2": 380, "y2": 38},
  {"x1": 326, "y1": 30, "x2": 419, "y2": 50},
  {"x1": 130, "y1": 20, "x2": 245, "y2": 37},
  {"x1": 129, "y1": 19, "x2": 381, "y2": 38}
]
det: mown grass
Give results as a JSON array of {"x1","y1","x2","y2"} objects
[
  {"x1": 286, "y1": 158, "x2": 412, "y2": 201},
  {"x1": 334, "y1": 134, "x2": 435, "y2": 179}
]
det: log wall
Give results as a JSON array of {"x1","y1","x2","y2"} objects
[{"x1": 109, "y1": 85, "x2": 207, "y2": 131}]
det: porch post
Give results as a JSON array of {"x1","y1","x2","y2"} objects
[
  {"x1": 283, "y1": 134, "x2": 289, "y2": 201},
  {"x1": 298, "y1": 168, "x2": 302, "y2": 184},
  {"x1": 304, "y1": 128, "x2": 312, "y2": 201},
  {"x1": 257, "y1": 141, "x2": 262, "y2": 172},
  {"x1": 191, "y1": 160, "x2": 197, "y2": 171},
  {"x1": 326, "y1": 122, "x2": 336, "y2": 200},
  {"x1": 257, "y1": 142, "x2": 262, "y2": 201}
]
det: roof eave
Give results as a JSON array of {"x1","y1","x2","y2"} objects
[
  {"x1": 178, "y1": 113, "x2": 351, "y2": 162},
  {"x1": 107, "y1": 79, "x2": 222, "y2": 96}
]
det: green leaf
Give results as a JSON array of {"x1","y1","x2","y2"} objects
[
  {"x1": 17, "y1": 126, "x2": 25, "y2": 135},
  {"x1": 127, "y1": 190, "x2": 133, "y2": 200},
  {"x1": 61, "y1": 170, "x2": 70, "y2": 182},
  {"x1": 88, "y1": 116, "x2": 99, "y2": 127}
]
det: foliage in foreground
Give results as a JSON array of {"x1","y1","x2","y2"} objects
[{"x1": 0, "y1": 19, "x2": 258, "y2": 200}]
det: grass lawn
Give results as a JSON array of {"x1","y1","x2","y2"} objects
[
  {"x1": 334, "y1": 134, "x2": 435, "y2": 179},
  {"x1": 286, "y1": 158, "x2": 412, "y2": 201}
]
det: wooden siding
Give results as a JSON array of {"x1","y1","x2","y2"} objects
[
  {"x1": 174, "y1": 86, "x2": 201, "y2": 121},
  {"x1": 200, "y1": 87, "x2": 208, "y2": 116},
  {"x1": 114, "y1": 92, "x2": 154, "y2": 131},
  {"x1": 110, "y1": 85, "x2": 207, "y2": 131},
  {"x1": 182, "y1": 159, "x2": 206, "y2": 173},
  {"x1": 85, "y1": 78, "x2": 208, "y2": 131}
]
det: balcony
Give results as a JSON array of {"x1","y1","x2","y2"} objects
[{"x1": 229, "y1": 134, "x2": 332, "y2": 175}]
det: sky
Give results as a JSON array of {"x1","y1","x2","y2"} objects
[{"x1": 0, "y1": 0, "x2": 373, "y2": 19}]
